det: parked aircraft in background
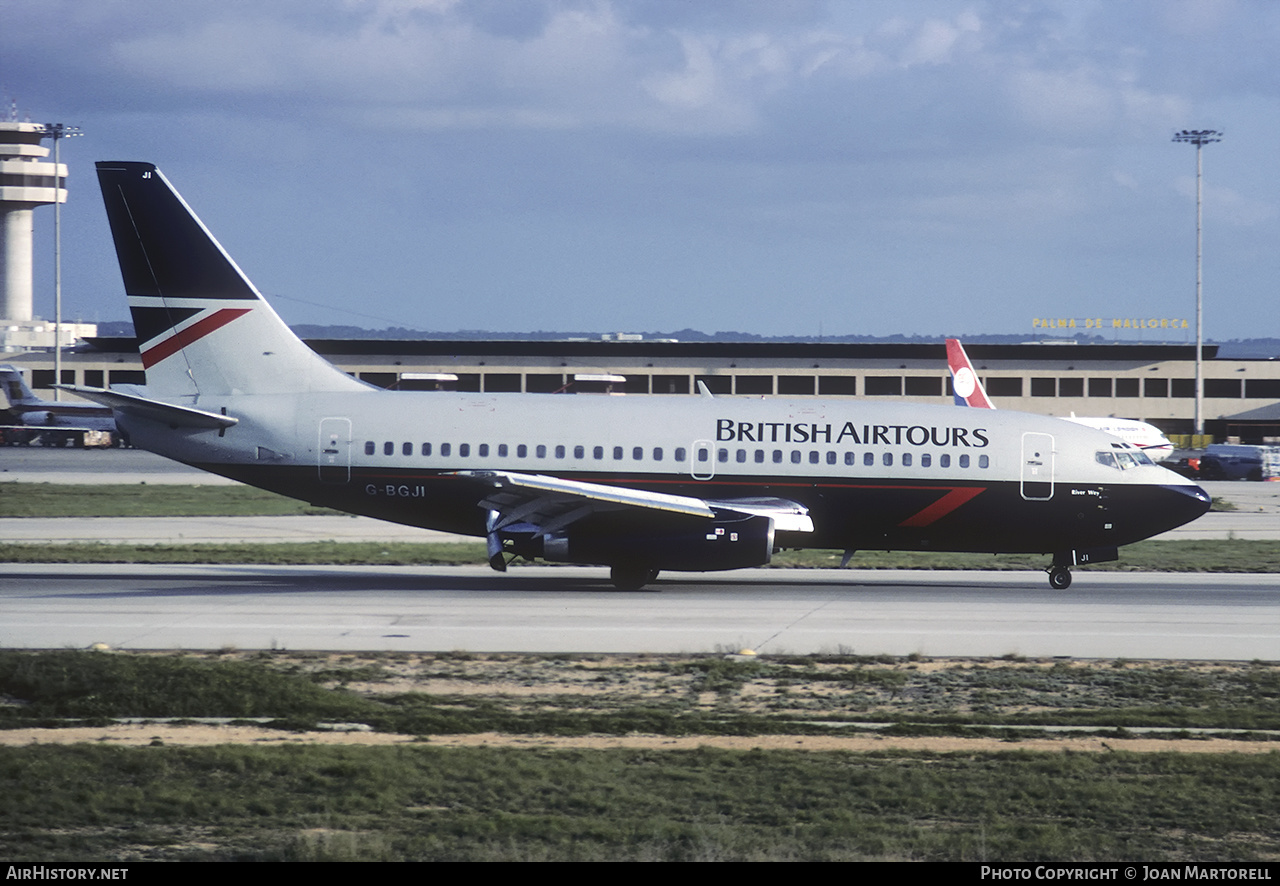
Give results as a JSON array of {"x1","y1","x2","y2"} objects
[
  {"x1": 0, "y1": 365, "x2": 119, "y2": 446},
  {"x1": 67, "y1": 162, "x2": 1209, "y2": 590},
  {"x1": 946, "y1": 339, "x2": 1176, "y2": 457}
]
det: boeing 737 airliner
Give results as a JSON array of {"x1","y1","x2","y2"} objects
[{"x1": 66, "y1": 162, "x2": 1210, "y2": 590}]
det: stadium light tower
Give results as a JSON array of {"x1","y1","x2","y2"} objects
[
  {"x1": 40, "y1": 122, "x2": 82, "y2": 400},
  {"x1": 1172, "y1": 129, "x2": 1221, "y2": 438}
]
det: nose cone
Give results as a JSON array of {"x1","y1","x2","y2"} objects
[{"x1": 1157, "y1": 482, "x2": 1213, "y2": 533}]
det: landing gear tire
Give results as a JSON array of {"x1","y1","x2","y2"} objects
[
  {"x1": 1048, "y1": 567, "x2": 1072, "y2": 590},
  {"x1": 610, "y1": 565, "x2": 659, "y2": 591}
]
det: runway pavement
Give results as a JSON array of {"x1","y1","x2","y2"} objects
[{"x1": 1, "y1": 564, "x2": 1275, "y2": 659}]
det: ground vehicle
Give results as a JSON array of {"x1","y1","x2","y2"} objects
[{"x1": 1198, "y1": 444, "x2": 1280, "y2": 481}]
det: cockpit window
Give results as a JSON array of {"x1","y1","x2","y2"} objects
[{"x1": 1098, "y1": 449, "x2": 1153, "y2": 470}]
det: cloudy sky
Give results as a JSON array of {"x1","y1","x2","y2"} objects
[{"x1": 3, "y1": 0, "x2": 1277, "y2": 340}]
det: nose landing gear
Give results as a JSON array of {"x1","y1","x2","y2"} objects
[
  {"x1": 1047, "y1": 565, "x2": 1072, "y2": 590},
  {"x1": 1047, "y1": 546, "x2": 1118, "y2": 590}
]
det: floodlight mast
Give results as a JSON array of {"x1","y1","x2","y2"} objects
[
  {"x1": 40, "y1": 123, "x2": 82, "y2": 401},
  {"x1": 1172, "y1": 129, "x2": 1221, "y2": 438}
]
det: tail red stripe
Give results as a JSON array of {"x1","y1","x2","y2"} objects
[{"x1": 140, "y1": 308, "x2": 251, "y2": 369}]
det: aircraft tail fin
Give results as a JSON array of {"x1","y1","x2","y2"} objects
[
  {"x1": 0, "y1": 365, "x2": 41, "y2": 407},
  {"x1": 95, "y1": 162, "x2": 366, "y2": 401},
  {"x1": 945, "y1": 338, "x2": 996, "y2": 408}
]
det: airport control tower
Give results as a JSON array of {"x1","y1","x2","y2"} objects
[
  {"x1": 0, "y1": 121, "x2": 94, "y2": 352},
  {"x1": 1, "y1": 121, "x2": 65, "y2": 322}
]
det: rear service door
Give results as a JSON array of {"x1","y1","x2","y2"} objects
[{"x1": 318, "y1": 417, "x2": 352, "y2": 483}]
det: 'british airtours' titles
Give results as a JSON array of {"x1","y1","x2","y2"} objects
[{"x1": 716, "y1": 419, "x2": 990, "y2": 448}]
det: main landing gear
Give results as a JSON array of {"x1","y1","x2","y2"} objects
[
  {"x1": 610, "y1": 565, "x2": 660, "y2": 591},
  {"x1": 1047, "y1": 565, "x2": 1072, "y2": 590}
]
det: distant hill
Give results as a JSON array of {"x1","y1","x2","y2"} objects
[{"x1": 85, "y1": 320, "x2": 1280, "y2": 358}]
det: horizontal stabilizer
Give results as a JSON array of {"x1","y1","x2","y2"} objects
[{"x1": 55, "y1": 385, "x2": 238, "y2": 430}]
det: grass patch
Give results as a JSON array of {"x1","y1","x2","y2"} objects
[
  {"x1": 0, "y1": 541, "x2": 488, "y2": 565},
  {"x1": 3, "y1": 651, "x2": 1279, "y2": 860},
  {"x1": 4, "y1": 651, "x2": 1278, "y2": 734},
  {"x1": 0, "y1": 482, "x2": 341, "y2": 518},
  {"x1": 1, "y1": 744, "x2": 1277, "y2": 860},
  {"x1": 770, "y1": 539, "x2": 1280, "y2": 573},
  {"x1": 0, "y1": 650, "x2": 376, "y2": 723}
]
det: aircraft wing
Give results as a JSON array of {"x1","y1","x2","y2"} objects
[{"x1": 454, "y1": 469, "x2": 813, "y2": 571}]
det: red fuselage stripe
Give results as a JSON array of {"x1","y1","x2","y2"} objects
[
  {"x1": 141, "y1": 308, "x2": 251, "y2": 369},
  {"x1": 896, "y1": 485, "x2": 987, "y2": 527}
]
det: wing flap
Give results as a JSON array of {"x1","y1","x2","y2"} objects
[{"x1": 455, "y1": 470, "x2": 813, "y2": 532}]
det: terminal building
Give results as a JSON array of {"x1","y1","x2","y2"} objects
[{"x1": 8, "y1": 335, "x2": 1280, "y2": 445}]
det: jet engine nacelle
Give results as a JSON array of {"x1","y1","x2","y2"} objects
[{"x1": 539, "y1": 509, "x2": 776, "y2": 572}]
